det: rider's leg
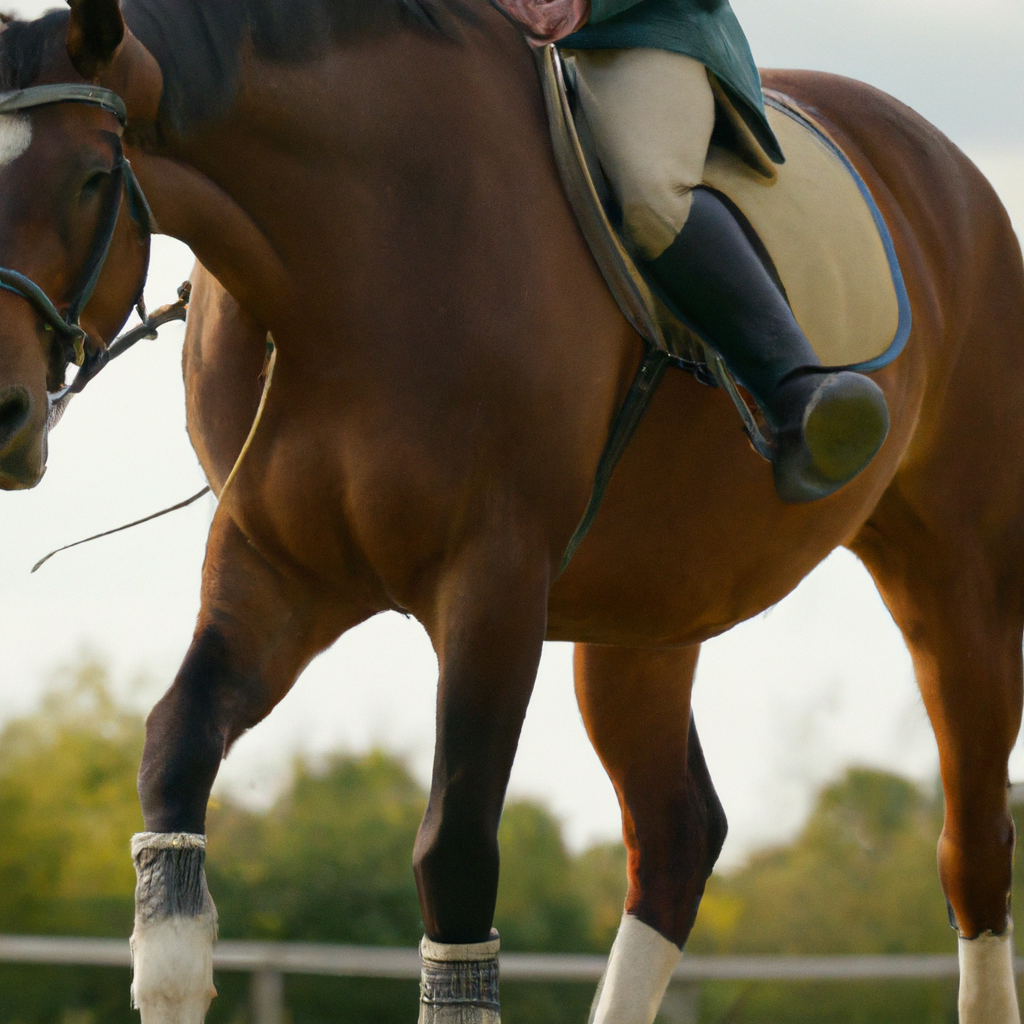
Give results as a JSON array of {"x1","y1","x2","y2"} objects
[{"x1": 570, "y1": 47, "x2": 889, "y2": 502}]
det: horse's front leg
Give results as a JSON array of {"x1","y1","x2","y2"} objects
[
  {"x1": 412, "y1": 539, "x2": 551, "y2": 1023},
  {"x1": 132, "y1": 511, "x2": 367, "y2": 1024}
]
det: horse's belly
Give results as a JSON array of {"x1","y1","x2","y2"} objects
[{"x1": 544, "y1": 366, "x2": 897, "y2": 646}]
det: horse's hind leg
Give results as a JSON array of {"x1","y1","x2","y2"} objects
[
  {"x1": 131, "y1": 510, "x2": 366, "y2": 1024},
  {"x1": 853, "y1": 488, "x2": 1024, "y2": 1024},
  {"x1": 574, "y1": 643, "x2": 725, "y2": 1024}
]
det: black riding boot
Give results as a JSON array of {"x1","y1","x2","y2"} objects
[{"x1": 643, "y1": 187, "x2": 889, "y2": 503}]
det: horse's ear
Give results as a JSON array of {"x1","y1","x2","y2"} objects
[
  {"x1": 66, "y1": 0, "x2": 125, "y2": 79},
  {"x1": 66, "y1": 0, "x2": 163, "y2": 121}
]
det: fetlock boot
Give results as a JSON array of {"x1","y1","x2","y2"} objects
[{"x1": 642, "y1": 187, "x2": 889, "y2": 503}]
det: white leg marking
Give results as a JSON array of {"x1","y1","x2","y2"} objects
[
  {"x1": 130, "y1": 915, "x2": 217, "y2": 1024},
  {"x1": 590, "y1": 914, "x2": 681, "y2": 1024},
  {"x1": 0, "y1": 115, "x2": 31, "y2": 166},
  {"x1": 959, "y1": 927, "x2": 1021, "y2": 1024}
]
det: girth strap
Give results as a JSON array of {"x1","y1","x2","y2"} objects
[{"x1": 558, "y1": 343, "x2": 678, "y2": 575}]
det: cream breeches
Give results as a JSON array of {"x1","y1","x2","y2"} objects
[{"x1": 568, "y1": 47, "x2": 715, "y2": 260}]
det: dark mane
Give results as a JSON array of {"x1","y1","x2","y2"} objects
[
  {"x1": 0, "y1": 0, "x2": 477, "y2": 134},
  {"x1": 0, "y1": 9, "x2": 69, "y2": 92},
  {"x1": 125, "y1": 0, "x2": 479, "y2": 134}
]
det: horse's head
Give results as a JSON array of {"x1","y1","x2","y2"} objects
[{"x1": 0, "y1": 0, "x2": 161, "y2": 488}]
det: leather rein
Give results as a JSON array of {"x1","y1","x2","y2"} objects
[{"x1": 0, "y1": 83, "x2": 185, "y2": 421}]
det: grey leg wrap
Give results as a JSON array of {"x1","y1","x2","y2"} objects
[
  {"x1": 419, "y1": 930, "x2": 501, "y2": 1024},
  {"x1": 133, "y1": 832, "x2": 216, "y2": 923}
]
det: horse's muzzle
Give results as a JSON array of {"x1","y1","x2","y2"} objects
[{"x1": 0, "y1": 384, "x2": 45, "y2": 488}]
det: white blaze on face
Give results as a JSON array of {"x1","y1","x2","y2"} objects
[{"x1": 0, "y1": 114, "x2": 31, "y2": 167}]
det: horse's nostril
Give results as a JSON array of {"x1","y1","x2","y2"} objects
[{"x1": 0, "y1": 386, "x2": 32, "y2": 450}]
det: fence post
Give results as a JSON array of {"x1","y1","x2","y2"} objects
[{"x1": 250, "y1": 967, "x2": 285, "y2": 1024}]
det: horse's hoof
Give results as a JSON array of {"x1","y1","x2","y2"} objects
[{"x1": 771, "y1": 371, "x2": 889, "y2": 503}]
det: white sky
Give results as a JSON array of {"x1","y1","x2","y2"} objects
[{"x1": 0, "y1": 0, "x2": 1022, "y2": 867}]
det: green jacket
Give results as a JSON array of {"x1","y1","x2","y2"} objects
[{"x1": 559, "y1": 0, "x2": 783, "y2": 163}]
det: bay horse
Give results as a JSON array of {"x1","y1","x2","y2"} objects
[{"x1": 0, "y1": 0, "x2": 1022, "y2": 1020}]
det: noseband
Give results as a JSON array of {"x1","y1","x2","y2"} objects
[{"x1": 0, "y1": 83, "x2": 157, "y2": 407}]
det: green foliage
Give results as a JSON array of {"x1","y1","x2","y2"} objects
[
  {"x1": 0, "y1": 658, "x2": 142, "y2": 938},
  {"x1": 4, "y1": 662, "x2": 1022, "y2": 1024},
  {"x1": 689, "y1": 767, "x2": 954, "y2": 956},
  {"x1": 495, "y1": 800, "x2": 590, "y2": 952},
  {"x1": 208, "y1": 752, "x2": 427, "y2": 944},
  {"x1": 683, "y1": 768, "x2": 966, "y2": 1023},
  {"x1": 568, "y1": 841, "x2": 629, "y2": 952},
  {"x1": 696, "y1": 979, "x2": 959, "y2": 1024}
]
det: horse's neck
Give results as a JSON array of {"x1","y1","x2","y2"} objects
[{"x1": 136, "y1": 7, "x2": 546, "y2": 342}]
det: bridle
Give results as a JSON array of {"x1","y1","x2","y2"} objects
[
  {"x1": 0, "y1": 84, "x2": 201, "y2": 566},
  {"x1": 0, "y1": 82, "x2": 161, "y2": 414}
]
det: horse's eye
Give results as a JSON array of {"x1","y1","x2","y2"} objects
[{"x1": 79, "y1": 169, "x2": 111, "y2": 199}]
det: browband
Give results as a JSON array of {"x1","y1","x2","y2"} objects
[{"x1": 0, "y1": 83, "x2": 127, "y2": 126}]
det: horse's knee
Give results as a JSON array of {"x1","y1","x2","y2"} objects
[
  {"x1": 628, "y1": 782, "x2": 727, "y2": 940},
  {"x1": 590, "y1": 755, "x2": 725, "y2": 1024},
  {"x1": 413, "y1": 786, "x2": 501, "y2": 943},
  {"x1": 939, "y1": 808, "x2": 1015, "y2": 938},
  {"x1": 138, "y1": 702, "x2": 223, "y2": 835},
  {"x1": 688, "y1": 721, "x2": 729, "y2": 869},
  {"x1": 138, "y1": 627, "x2": 264, "y2": 833},
  {"x1": 625, "y1": 722, "x2": 727, "y2": 943}
]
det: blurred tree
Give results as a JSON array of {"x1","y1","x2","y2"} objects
[
  {"x1": 688, "y1": 767, "x2": 952, "y2": 955},
  {"x1": 494, "y1": 800, "x2": 591, "y2": 952},
  {"x1": 207, "y1": 751, "x2": 426, "y2": 944},
  {"x1": 0, "y1": 657, "x2": 142, "y2": 938},
  {"x1": 6, "y1": 662, "x2": 1019, "y2": 1024},
  {"x1": 568, "y1": 841, "x2": 628, "y2": 952}
]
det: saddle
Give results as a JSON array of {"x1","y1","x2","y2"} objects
[{"x1": 538, "y1": 46, "x2": 912, "y2": 458}]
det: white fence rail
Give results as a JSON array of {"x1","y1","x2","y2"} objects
[{"x1": 0, "y1": 934, "x2": 996, "y2": 1024}]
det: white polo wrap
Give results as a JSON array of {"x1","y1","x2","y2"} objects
[
  {"x1": 589, "y1": 914, "x2": 681, "y2": 1024},
  {"x1": 959, "y1": 925, "x2": 1021, "y2": 1024},
  {"x1": 130, "y1": 832, "x2": 218, "y2": 1024}
]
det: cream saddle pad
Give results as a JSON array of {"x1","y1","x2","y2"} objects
[{"x1": 541, "y1": 47, "x2": 912, "y2": 379}]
